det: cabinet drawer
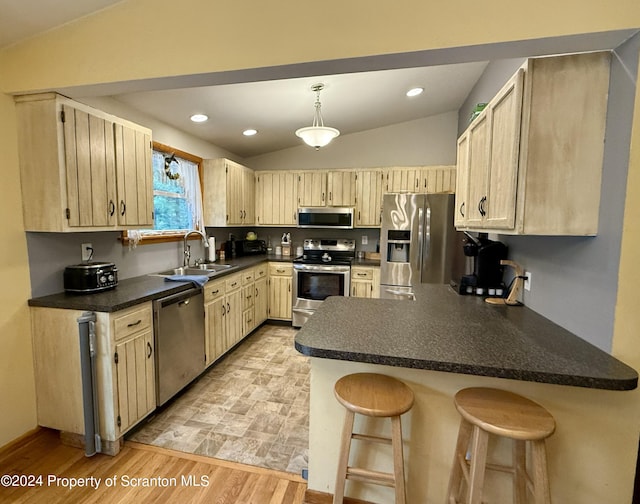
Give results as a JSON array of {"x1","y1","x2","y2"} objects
[
  {"x1": 269, "y1": 263, "x2": 293, "y2": 276},
  {"x1": 204, "y1": 279, "x2": 225, "y2": 303},
  {"x1": 242, "y1": 269, "x2": 255, "y2": 285},
  {"x1": 225, "y1": 273, "x2": 242, "y2": 291},
  {"x1": 351, "y1": 267, "x2": 373, "y2": 280},
  {"x1": 113, "y1": 304, "x2": 152, "y2": 341},
  {"x1": 254, "y1": 263, "x2": 268, "y2": 280}
]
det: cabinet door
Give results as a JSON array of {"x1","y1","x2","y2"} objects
[
  {"x1": 327, "y1": 171, "x2": 356, "y2": 206},
  {"x1": 254, "y1": 276, "x2": 268, "y2": 326},
  {"x1": 205, "y1": 297, "x2": 226, "y2": 365},
  {"x1": 298, "y1": 171, "x2": 327, "y2": 206},
  {"x1": 268, "y1": 276, "x2": 292, "y2": 320},
  {"x1": 242, "y1": 165, "x2": 255, "y2": 224},
  {"x1": 256, "y1": 171, "x2": 298, "y2": 225},
  {"x1": 226, "y1": 161, "x2": 244, "y2": 225},
  {"x1": 114, "y1": 329, "x2": 155, "y2": 434},
  {"x1": 385, "y1": 167, "x2": 421, "y2": 193},
  {"x1": 225, "y1": 289, "x2": 243, "y2": 347},
  {"x1": 355, "y1": 170, "x2": 384, "y2": 227},
  {"x1": 114, "y1": 123, "x2": 153, "y2": 227},
  {"x1": 419, "y1": 166, "x2": 456, "y2": 194},
  {"x1": 455, "y1": 134, "x2": 471, "y2": 227},
  {"x1": 484, "y1": 69, "x2": 524, "y2": 229},
  {"x1": 351, "y1": 280, "x2": 374, "y2": 298},
  {"x1": 466, "y1": 112, "x2": 491, "y2": 227},
  {"x1": 63, "y1": 105, "x2": 117, "y2": 228}
]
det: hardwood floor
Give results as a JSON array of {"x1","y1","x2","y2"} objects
[{"x1": 0, "y1": 429, "x2": 307, "y2": 503}]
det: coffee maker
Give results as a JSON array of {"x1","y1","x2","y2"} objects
[{"x1": 458, "y1": 233, "x2": 508, "y2": 295}]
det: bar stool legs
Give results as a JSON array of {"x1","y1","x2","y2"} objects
[
  {"x1": 332, "y1": 373, "x2": 414, "y2": 504},
  {"x1": 446, "y1": 387, "x2": 555, "y2": 504}
]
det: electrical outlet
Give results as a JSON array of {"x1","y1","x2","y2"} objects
[
  {"x1": 524, "y1": 271, "x2": 532, "y2": 291},
  {"x1": 81, "y1": 243, "x2": 93, "y2": 262},
  {"x1": 361, "y1": 235, "x2": 368, "y2": 245}
]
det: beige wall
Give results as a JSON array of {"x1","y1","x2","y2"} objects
[
  {"x1": 0, "y1": 0, "x2": 639, "y2": 490},
  {"x1": 0, "y1": 90, "x2": 36, "y2": 447}
]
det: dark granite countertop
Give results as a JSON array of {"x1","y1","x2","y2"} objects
[
  {"x1": 294, "y1": 284, "x2": 638, "y2": 391},
  {"x1": 28, "y1": 254, "x2": 288, "y2": 312}
]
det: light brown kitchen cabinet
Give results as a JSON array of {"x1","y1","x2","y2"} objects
[
  {"x1": 204, "y1": 278, "x2": 227, "y2": 366},
  {"x1": 255, "y1": 171, "x2": 299, "y2": 225},
  {"x1": 241, "y1": 268, "x2": 255, "y2": 336},
  {"x1": 416, "y1": 165, "x2": 456, "y2": 194},
  {"x1": 455, "y1": 51, "x2": 611, "y2": 235},
  {"x1": 297, "y1": 171, "x2": 327, "y2": 207},
  {"x1": 30, "y1": 302, "x2": 155, "y2": 456},
  {"x1": 254, "y1": 273, "x2": 268, "y2": 327},
  {"x1": 385, "y1": 167, "x2": 422, "y2": 193},
  {"x1": 15, "y1": 93, "x2": 153, "y2": 232},
  {"x1": 350, "y1": 266, "x2": 380, "y2": 298},
  {"x1": 355, "y1": 169, "x2": 385, "y2": 227},
  {"x1": 203, "y1": 158, "x2": 255, "y2": 226},
  {"x1": 268, "y1": 262, "x2": 293, "y2": 321},
  {"x1": 327, "y1": 170, "x2": 357, "y2": 206},
  {"x1": 224, "y1": 273, "x2": 243, "y2": 347}
]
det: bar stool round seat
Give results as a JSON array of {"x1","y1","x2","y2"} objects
[
  {"x1": 333, "y1": 373, "x2": 415, "y2": 504},
  {"x1": 446, "y1": 387, "x2": 556, "y2": 504}
]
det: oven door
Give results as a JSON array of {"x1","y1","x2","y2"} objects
[{"x1": 292, "y1": 263, "x2": 350, "y2": 327}]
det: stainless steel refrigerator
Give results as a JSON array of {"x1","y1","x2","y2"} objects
[{"x1": 379, "y1": 193, "x2": 463, "y2": 299}]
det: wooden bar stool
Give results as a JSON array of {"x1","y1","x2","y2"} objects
[
  {"x1": 446, "y1": 387, "x2": 556, "y2": 504},
  {"x1": 333, "y1": 373, "x2": 415, "y2": 504}
]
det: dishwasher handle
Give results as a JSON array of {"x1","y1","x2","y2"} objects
[{"x1": 155, "y1": 288, "x2": 201, "y2": 309}]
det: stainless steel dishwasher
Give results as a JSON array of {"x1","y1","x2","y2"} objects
[{"x1": 153, "y1": 287, "x2": 205, "y2": 406}]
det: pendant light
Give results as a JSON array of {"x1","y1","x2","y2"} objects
[{"x1": 295, "y1": 83, "x2": 340, "y2": 149}]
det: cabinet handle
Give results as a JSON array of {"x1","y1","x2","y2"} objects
[
  {"x1": 329, "y1": 191, "x2": 332, "y2": 201},
  {"x1": 227, "y1": 302, "x2": 231, "y2": 313},
  {"x1": 356, "y1": 272, "x2": 367, "y2": 276},
  {"x1": 108, "y1": 200, "x2": 115, "y2": 216},
  {"x1": 322, "y1": 192, "x2": 325, "y2": 202},
  {"x1": 222, "y1": 304, "x2": 226, "y2": 316},
  {"x1": 460, "y1": 202, "x2": 465, "y2": 217},
  {"x1": 147, "y1": 342, "x2": 152, "y2": 358},
  {"x1": 255, "y1": 288, "x2": 259, "y2": 297},
  {"x1": 231, "y1": 281, "x2": 237, "y2": 287},
  {"x1": 211, "y1": 289, "x2": 219, "y2": 295},
  {"x1": 288, "y1": 284, "x2": 291, "y2": 292},
  {"x1": 120, "y1": 200, "x2": 126, "y2": 216},
  {"x1": 127, "y1": 319, "x2": 142, "y2": 328}
]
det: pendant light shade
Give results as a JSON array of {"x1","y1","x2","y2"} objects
[{"x1": 295, "y1": 83, "x2": 340, "y2": 149}]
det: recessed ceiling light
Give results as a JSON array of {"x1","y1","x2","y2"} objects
[
  {"x1": 406, "y1": 87, "x2": 424, "y2": 97},
  {"x1": 190, "y1": 114, "x2": 208, "y2": 123},
  {"x1": 243, "y1": 129, "x2": 258, "y2": 136}
]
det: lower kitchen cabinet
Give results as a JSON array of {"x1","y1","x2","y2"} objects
[
  {"x1": 204, "y1": 278, "x2": 227, "y2": 366},
  {"x1": 350, "y1": 266, "x2": 380, "y2": 298},
  {"x1": 268, "y1": 262, "x2": 293, "y2": 320},
  {"x1": 30, "y1": 302, "x2": 155, "y2": 455},
  {"x1": 224, "y1": 273, "x2": 243, "y2": 348}
]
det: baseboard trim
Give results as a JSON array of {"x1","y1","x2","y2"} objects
[
  {"x1": 0, "y1": 426, "x2": 42, "y2": 456},
  {"x1": 304, "y1": 489, "x2": 374, "y2": 504}
]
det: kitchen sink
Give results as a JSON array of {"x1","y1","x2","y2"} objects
[{"x1": 151, "y1": 264, "x2": 237, "y2": 278}]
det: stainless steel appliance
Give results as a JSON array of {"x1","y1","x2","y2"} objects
[
  {"x1": 63, "y1": 262, "x2": 118, "y2": 293},
  {"x1": 297, "y1": 207, "x2": 354, "y2": 229},
  {"x1": 379, "y1": 193, "x2": 462, "y2": 299},
  {"x1": 153, "y1": 287, "x2": 205, "y2": 405},
  {"x1": 292, "y1": 238, "x2": 355, "y2": 327}
]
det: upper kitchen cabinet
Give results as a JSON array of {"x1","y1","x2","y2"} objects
[
  {"x1": 355, "y1": 169, "x2": 385, "y2": 227},
  {"x1": 297, "y1": 171, "x2": 327, "y2": 207},
  {"x1": 15, "y1": 93, "x2": 153, "y2": 232},
  {"x1": 384, "y1": 166, "x2": 456, "y2": 194},
  {"x1": 203, "y1": 158, "x2": 255, "y2": 226},
  {"x1": 455, "y1": 51, "x2": 611, "y2": 235},
  {"x1": 327, "y1": 170, "x2": 357, "y2": 206},
  {"x1": 255, "y1": 171, "x2": 299, "y2": 226}
]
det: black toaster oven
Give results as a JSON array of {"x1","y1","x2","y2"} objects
[{"x1": 63, "y1": 262, "x2": 118, "y2": 293}]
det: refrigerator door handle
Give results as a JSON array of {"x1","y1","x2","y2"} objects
[
  {"x1": 418, "y1": 207, "x2": 424, "y2": 274},
  {"x1": 421, "y1": 207, "x2": 432, "y2": 278}
]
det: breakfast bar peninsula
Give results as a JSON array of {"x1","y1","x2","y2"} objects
[{"x1": 295, "y1": 285, "x2": 638, "y2": 503}]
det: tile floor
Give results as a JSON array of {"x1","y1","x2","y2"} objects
[{"x1": 128, "y1": 324, "x2": 310, "y2": 475}]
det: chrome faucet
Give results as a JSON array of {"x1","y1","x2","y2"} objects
[{"x1": 183, "y1": 230, "x2": 209, "y2": 267}]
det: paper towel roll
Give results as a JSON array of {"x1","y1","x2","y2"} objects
[{"x1": 207, "y1": 237, "x2": 216, "y2": 262}]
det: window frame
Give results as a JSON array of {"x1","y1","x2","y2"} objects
[{"x1": 121, "y1": 141, "x2": 204, "y2": 246}]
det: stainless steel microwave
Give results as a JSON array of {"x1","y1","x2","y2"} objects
[{"x1": 297, "y1": 207, "x2": 354, "y2": 229}]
